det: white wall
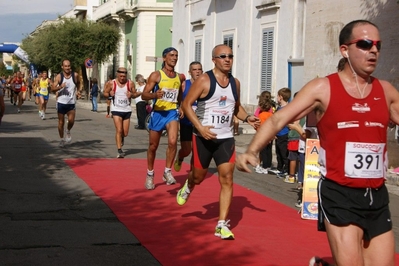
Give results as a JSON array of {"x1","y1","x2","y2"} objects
[
  {"x1": 172, "y1": 0, "x2": 304, "y2": 108},
  {"x1": 304, "y1": 0, "x2": 399, "y2": 88}
]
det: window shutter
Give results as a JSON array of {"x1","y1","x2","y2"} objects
[
  {"x1": 195, "y1": 39, "x2": 202, "y2": 62},
  {"x1": 261, "y1": 28, "x2": 274, "y2": 91}
]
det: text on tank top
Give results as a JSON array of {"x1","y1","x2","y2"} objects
[
  {"x1": 111, "y1": 80, "x2": 131, "y2": 112},
  {"x1": 57, "y1": 74, "x2": 77, "y2": 104},
  {"x1": 39, "y1": 78, "x2": 49, "y2": 96},
  {"x1": 317, "y1": 73, "x2": 389, "y2": 188},
  {"x1": 153, "y1": 70, "x2": 181, "y2": 111},
  {"x1": 195, "y1": 70, "x2": 238, "y2": 139}
]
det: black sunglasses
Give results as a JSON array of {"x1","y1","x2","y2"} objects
[
  {"x1": 345, "y1": 39, "x2": 381, "y2": 51},
  {"x1": 214, "y1": 54, "x2": 234, "y2": 59}
]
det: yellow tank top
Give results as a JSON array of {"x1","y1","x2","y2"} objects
[
  {"x1": 153, "y1": 70, "x2": 181, "y2": 111},
  {"x1": 39, "y1": 78, "x2": 49, "y2": 96}
]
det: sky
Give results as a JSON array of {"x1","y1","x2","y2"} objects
[{"x1": 0, "y1": 0, "x2": 73, "y2": 44}]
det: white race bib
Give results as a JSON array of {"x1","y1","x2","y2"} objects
[
  {"x1": 344, "y1": 142, "x2": 384, "y2": 178},
  {"x1": 208, "y1": 109, "x2": 230, "y2": 129},
  {"x1": 115, "y1": 95, "x2": 130, "y2": 107},
  {"x1": 161, "y1": 88, "x2": 178, "y2": 103}
]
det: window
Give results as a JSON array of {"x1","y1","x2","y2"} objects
[
  {"x1": 223, "y1": 35, "x2": 233, "y2": 73},
  {"x1": 260, "y1": 28, "x2": 274, "y2": 92},
  {"x1": 195, "y1": 39, "x2": 202, "y2": 62},
  {"x1": 223, "y1": 35, "x2": 233, "y2": 50}
]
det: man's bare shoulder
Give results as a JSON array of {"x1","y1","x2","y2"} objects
[{"x1": 148, "y1": 70, "x2": 161, "y2": 82}]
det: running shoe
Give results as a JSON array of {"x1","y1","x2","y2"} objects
[
  {"x1": 295, "y1": 200, "x2": 302, "y2": 208},
  {"x1": 65, "y1": 130, "x2": 72, "y2": 143},
  {"x1": 117, "y1": 151, "x2": 125, "y2": 158},
  {"x1": 59, "y1": 139, "x2": 65, "y2": 148},
  {"x1": 214, "y1": 220, "x2": 235, "y2": 240},
  {"x1": 284, "y1": 175, "x2": 296, "y2": 184},
  {"x1": 17, "y1": 109, "x2": 20, "y2": 113},
  {"x1": 254, "y1": 165, "x2": 268, "y2": 174},
  {"x1": 277, "y1": 171, "x2": 287, "y2": 179},
  {"x1": 176, "y1": 179, "x2": 190, "y2": 205},
  {"x1": 41, "y1": 113, "x2": 45, "y2": 120},
  {"x1": 268, "y1": 168, "x2": 280, "y2": 175},
  {"x1": 162, "y1": 170, "x2": 176, "y2": 185},
  {"x1": 174, "y1": 158, "x2": 182, "y2": 172},
  {"x1": 145, "y1": 174, "x2": 155, "y2": 190}
]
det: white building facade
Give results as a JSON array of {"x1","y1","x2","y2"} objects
[
  {"x1": 172, "y1": 0, "x2": 306, "y2": 110},
  {"x1": 91, "y1": 0, "x2": 174, "y2": 88}
]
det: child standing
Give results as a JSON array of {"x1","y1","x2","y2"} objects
[
  {"x1": 274, "y1": 88, "x2": 291, "y2": 178},
  {"x1": 254, "y1": 91, "x2": 274, "y2": 174}
]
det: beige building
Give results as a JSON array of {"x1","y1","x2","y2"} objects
[{"x1": 304, "y1": 0, "x2": 399, "y2": 88}]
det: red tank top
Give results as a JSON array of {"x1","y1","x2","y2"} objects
[
  {"x1": 14, "y1": 77, "x2": 23, "y2": 90},
  {"x1": 317, "y1": 73, "x2": 389, "y2": 188}
]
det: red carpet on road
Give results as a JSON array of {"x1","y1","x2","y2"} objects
[{"x1": 65, "y1": 158, "x2": 398, "y2": 265}]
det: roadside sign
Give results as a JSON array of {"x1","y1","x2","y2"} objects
[{"x1": 85, "y1": 58, "x2": 93, "y2": 68}]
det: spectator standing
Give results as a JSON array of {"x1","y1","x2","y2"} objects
[
  {"x1": 254, "y1": 91, "x2": 274, "y2": 174},
  {"x1": 271, "y1": 88, "x2": 291, "y2": 178},
  {"x1": 134, "y1": 74, "x2": 147, "y2": 130},
  {"x1": 90, "y1": 78, "x2": 99, "y2": 112}
]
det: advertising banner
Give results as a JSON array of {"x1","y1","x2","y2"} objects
[{"x1": 301, "y1": 139, "x2": 321, "y2": 220}]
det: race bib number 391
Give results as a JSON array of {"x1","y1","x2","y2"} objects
[{"x1": 345, "y1": 142, "x2": 384, "y2": 178}]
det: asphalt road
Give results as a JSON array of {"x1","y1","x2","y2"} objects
[{"x1": 0, "y1": 95, "x2": 398, "y2": 265}]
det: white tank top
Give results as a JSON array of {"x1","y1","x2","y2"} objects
[
  {"x1": 195, "y1": 70, "x2": 237, "y2": 139},
  {"x1": 57, "y1": 74, "x2": 77, "y2": 104},
  {"x1": 111, "y1": 80, "x2": 132, "y2": 112}
]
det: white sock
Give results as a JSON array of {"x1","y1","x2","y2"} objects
[
  {"x1": 164, "y1": 167, "x2": 171, "y2": 173},
  {"x1": 218, "y1": 220, "x2": 225, "y2": 226},
  {"x1": 147, "y1": 169, "x2": 154, "y2": 176}
]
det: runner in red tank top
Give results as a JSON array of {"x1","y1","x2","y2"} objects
[
  {"x1": 236, "y1": 20, "x2": 399, "y2": 265},
  {"x1": 11, "y1": 71, "x2": 25, "y2": 113}
]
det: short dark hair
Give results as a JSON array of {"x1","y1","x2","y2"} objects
[
  {"x1": 339, "y1": 20, "x2": 378, "y2": 46},
  {"x1": 278, "y1": 87, "x2": 291, "y2": 102}
]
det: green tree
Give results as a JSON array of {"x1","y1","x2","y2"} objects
[
  {"x1": 0, "y1": 62, "x2": 8, "y2": 76},
  {"x1": 21, "y1": 18, "x2": 120, "y2": 96}
]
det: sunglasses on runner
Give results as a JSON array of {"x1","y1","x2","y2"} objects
[
  {"x1": 345, "y1": 39, "x2": 381, "y2": 51},
  {"x1": 214, "y1": 54, "x2": 234, "y2": 59}
]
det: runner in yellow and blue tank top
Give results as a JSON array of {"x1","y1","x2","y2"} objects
[
  {"x1": 38, "y1": 70, "x2": 52, "y2": 120},
  {"x1": 142, "y1": 47, "x2": 185, "y2": 190}
]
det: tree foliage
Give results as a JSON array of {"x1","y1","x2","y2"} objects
[{"x1": 21, "y1": 18, "x2": 120, "y2": 74}]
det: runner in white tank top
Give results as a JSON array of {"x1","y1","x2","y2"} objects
[
  {"x1": 51, "y1": 60, "x2": 81, "y2": 148},
  {"x1": 103, "y1": 67, "x2": 140, "y2": 158},
  {"x1": 177, "y1": 44, "x2": 259, "y2": 240}
]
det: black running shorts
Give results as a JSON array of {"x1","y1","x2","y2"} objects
[
  {"x1": 111, "y1": 111, "x2": 132, "y2": 120},
  {"x1": 317, "y1": 177, "x2": 392, "y2": 241},
  {"x1": 179, "y1": 123, "x2": 193, "y2": 142},
  {"x1": 192, "y1": 135, "x2": 235, "y2": 169}
]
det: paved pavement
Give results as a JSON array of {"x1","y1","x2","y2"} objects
[{"x1": 0, "y1": 96, "x2": 398, "y2": 265}]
